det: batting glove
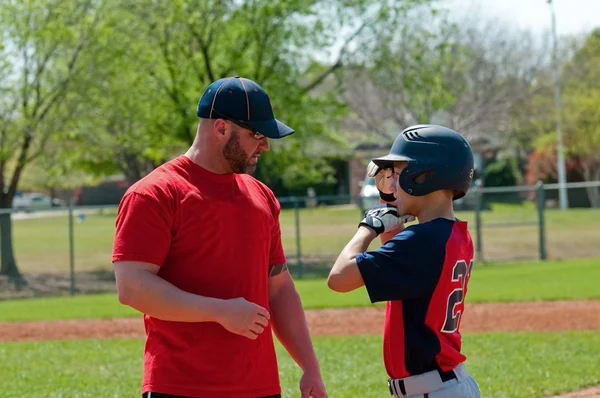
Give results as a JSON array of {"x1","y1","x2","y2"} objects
[
  {"x1": 366, "y1": 161, "x2": 396, "y2": 203},
  {"x1": 359, "y1": 204, "x2": 414, "y2": 236}
]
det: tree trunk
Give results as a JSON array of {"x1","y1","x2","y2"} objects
[
  {"x1": 0, "y1": 211, "x2": 26, "y2": 286},
  {"x1": 586, "y1": 185, "x2": 600, "y2": 208},
  {"x1": 582, "y1": 164, "x2": 600, "y2": 208}
]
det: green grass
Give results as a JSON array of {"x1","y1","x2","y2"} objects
[
  {"x1": 467, "y1": 257, "x2": 600, "y2": 302},
  {"x1": 12, "y1": 210, "x2": 117, "y2": 274},
  {"x1": 0, "y1": 293, "x2": 140, "y2": 321},
  {"x1": 279, "y1": 203, "x2": 600, "y2": 263},
  {"x1": 0, "y1": 285, "x2": 372, "y2": 322},
  {"x1": 1, "y1": 257, "x2": 598, "y2": 322},
  {"x1": 9, "y1": 202, "x2": 600, "y2": 274},
  {"x1": 1, "y1": 332, "x2": 599, "y2": 397}
]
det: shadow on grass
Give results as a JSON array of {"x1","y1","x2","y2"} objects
[
  {"x1": 0, "y1": 260, "x2": 335, "y2": 302},
  {"x1": 0, "y1": 268, "x2": 118, "y2": 301}
]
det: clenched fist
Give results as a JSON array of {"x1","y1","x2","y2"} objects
[
  {"x1": 366, "y1": 161, "x2": 396, "y2": 202},
  {"x1": 217, "y1": 297, "x2": 270, "y2": 340},
  {"x1": 359, "y1": 204, "x2": 414, "y2": 236}
]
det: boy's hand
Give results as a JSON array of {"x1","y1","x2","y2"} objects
[
  {"x1": 367, "y1": 161, "x2": 396, "y2": 202},
  {"x1": 359, "y1": 204, "x2": 413, "y2": 236}
]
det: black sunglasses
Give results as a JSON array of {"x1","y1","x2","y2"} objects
[{"x1": 210, "y1": 109, "x2": 266, "y2": 140}]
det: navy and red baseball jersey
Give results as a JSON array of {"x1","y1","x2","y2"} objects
[{"x1": 356, "y1": 218, "x2": 474, "y2": 379}]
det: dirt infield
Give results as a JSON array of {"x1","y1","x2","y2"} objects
[
  {"x1": 1, "y1": 300, "x2": 599, "y2": 397},
  {"x1": 547, "y1": 388, "x2": 600, "y2": 398},
  {"x1": 1, "y1": 299, "x2": 599, "y2": 342}
]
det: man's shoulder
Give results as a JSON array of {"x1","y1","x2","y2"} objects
[{"x1": 124, "y1": 158, "x2": 186, "y2": 200}]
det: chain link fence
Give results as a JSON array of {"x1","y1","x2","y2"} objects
[{"x1": 1, "y1": 181, "x2": 599, "y2": 299}]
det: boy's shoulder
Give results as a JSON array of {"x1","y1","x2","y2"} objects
[
  {"x1": 402, "y1": 217, "x2": 455, "y2": 235},
  {"x1": 391, "y1": 218, "x2": 459, "y2": 248}
]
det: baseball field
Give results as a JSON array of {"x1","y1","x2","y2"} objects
[{"x1": 1, "y1": 205, "x2": 599, "y2": 397}]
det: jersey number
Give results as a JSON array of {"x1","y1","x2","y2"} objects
[{"x1": 441, "y1": 259, "x2": 473, "y2": 333}]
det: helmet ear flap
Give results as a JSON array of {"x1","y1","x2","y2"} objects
[
  {"x1": 412, "y1": 170, "x2": 435, "y2": 185},
  {"x1": 399, "y1": 166, "x2": 439, "y2": 196}
]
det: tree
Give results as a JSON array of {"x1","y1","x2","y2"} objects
[
  {"x1": 513, "y1": 29, "x2": 600, "y2": 207},
  {"x1": 0, "y1": 0, "x2": 105, "y2": 280},
  {"x1": 341, "y1": 6, "x2": 551, "y2": 149},
  {"x1": 53, "y1": 5, "x2": 180, "y2": 186},
  {"x1": 64, "y1": 0, "x2": 438, "y2": 195},
  {"x1": 340, "y1": 5, "x2": 467, "y2": 136},
  {"x1": 561, "y1": 29, "x2": 600, "y2": 207}
]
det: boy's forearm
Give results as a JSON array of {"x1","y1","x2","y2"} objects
[
  {"x1": 327, "y1": 227, "x2": 376, "y2": 292},
  {"x1": 336, "y1": 227, "x2": 376, "y2": 263}
]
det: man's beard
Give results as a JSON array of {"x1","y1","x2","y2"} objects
[{"x1": 223, "y1": 131, "x2": 256, "y2": 174}]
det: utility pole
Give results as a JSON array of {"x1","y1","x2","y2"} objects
[{"x1": 548, "y1": 0, "x2": 569, "y2": 210}]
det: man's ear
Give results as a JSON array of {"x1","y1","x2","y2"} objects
[{"x1": 213, "y1": 119, "x2": 228, "y2": 140}]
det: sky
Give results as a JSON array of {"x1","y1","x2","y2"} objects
[
  {"x1": 443, "y1": 0, "x2": 600, "y2": 37},
  {"x1": 321, "y1": 0, "x2": 600, "y2": 64}
]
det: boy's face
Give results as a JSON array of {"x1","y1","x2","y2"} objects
[{"x1": 389, "y1": 161, "x2": 419, "y2": 217}]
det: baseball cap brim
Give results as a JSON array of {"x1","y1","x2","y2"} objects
[
  {"x1": 246, "y1": 119, "x2": 295, "y2": 139},
  {"x1": 372, "y1": 154, "x2": 413, "y2": 167}
]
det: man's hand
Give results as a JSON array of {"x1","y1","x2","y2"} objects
[
  {"x1": 216, "y1": 297, "x2": 270, "y2": 340},
  {"x1": 359, "y1": 204, "x2": 413, "y2": 236},
  {"x1": 300, "y1": 371, "x2": 328, "y2": 398}
]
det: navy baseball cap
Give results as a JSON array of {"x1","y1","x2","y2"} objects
[{"x1": 196, "y1": 76, "x2": 295, "y2": 139}]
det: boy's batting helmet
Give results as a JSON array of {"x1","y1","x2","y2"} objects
[{"x1": 371, "y1": 124, "x2": 475, "y2": 200}]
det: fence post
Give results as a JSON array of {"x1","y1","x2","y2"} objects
[
  {"x1": 536, "y1": 181, "x2": 547, "y2": 260},
  {"x1": 474, "y1": 182, "x2": 484, "y2": 263},
  {"x1": 68, "y1": 199, "x2": 76, "y2": 295},
  {"x1": 293, "y1": 198, "x2": 304, "y2": 279}
]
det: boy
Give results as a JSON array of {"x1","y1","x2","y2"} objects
[{"x1": 328, "y1": 124, "x2": 481, "y2": 397}]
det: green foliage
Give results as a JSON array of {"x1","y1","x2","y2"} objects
[
  {"x1": 561, "y1": 30, "x2": 600, "y2": 180},
  {"x1": 483, "y1": 156, "x2": 522, "y2": 187},
  {"x1": 0, "y1": 0, "x2": 451, "y2": 195},
  {"x1": 0, "y1": 0, "x2": 105, "y2": 198},
  {"x1": 344, "y1": 5, "x2": 470, "y2": 129},
  {"x1": 513, "y1": 28, "x2": 600, "y2": 198},
  {"x1": 38, "y1": 0, "x2": 436, "y2": 191},
  {"x1": 0, "y1": 0, "x2": 111, "y2": 277}
]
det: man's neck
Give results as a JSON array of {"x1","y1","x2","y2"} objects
[{"x1": 184, "y1": 145, "x2": 232, "y2": 175}]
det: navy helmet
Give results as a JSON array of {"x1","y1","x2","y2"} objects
[{"x1": 372, "y1": 124, "x2": 475, "y2": 200}]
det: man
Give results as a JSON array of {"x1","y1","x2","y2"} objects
[
  {"x1": 112, "y1": 76, "x2": 327, "y2": 398},
  {"x1": 327, "y1": 125, "x2": 481, "y2": 397}
]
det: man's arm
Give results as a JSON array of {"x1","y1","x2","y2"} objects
[
  {"x1": 114, "y1": 261, "x2": 269, "y2": 340},
  {"x1": 268, "y1": 264, "x2": 326, "y2": 397},
  {"x1": 327, "y1": 226, "x2": 377, "y2": 293}
]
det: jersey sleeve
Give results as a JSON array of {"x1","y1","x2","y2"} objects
[
  {"x1": 269, "y1": 199, "x2": 286, "y2": 266},
  {"x1": 112, "y1": 191, "x2": 174, "y2": 267},
  {"x1": 355, "y1": 227, "x2": 445, "y2": 303}
]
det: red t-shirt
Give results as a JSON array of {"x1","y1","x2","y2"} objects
[{"x1": 112, "y1": 155, "x2": 286, "y2": 397}]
